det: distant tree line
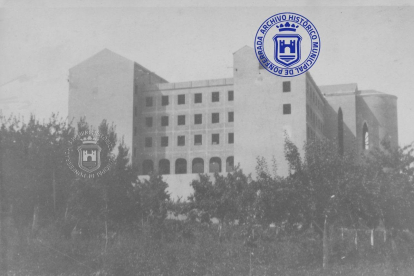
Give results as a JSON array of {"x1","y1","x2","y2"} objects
[{"x1": 0, "y1": 114, "x2": 413, "y2": 271}]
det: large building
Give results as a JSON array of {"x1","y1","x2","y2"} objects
[{"x1": 68, "y1": 46, "x2": 398, "y2": 198}]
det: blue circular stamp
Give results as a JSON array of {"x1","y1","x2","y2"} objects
[{"x1": 254, "y1": 12, "x2": 321, "y2": 77}]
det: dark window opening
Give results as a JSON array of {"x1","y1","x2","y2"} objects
[
  {"x1": 161, "y1": 116, "x2": 169, "y2": 127},
  {"x1": 212, "y1": 113, "x2": 220, "y2": 124},
  {"x1": 228, "y1": 133, "x2": 234, "y2": 144},
  {"x1": 159, "y1": 159, "x2": 170, "y2": 175},
  {"x1": 194, "y1": 134, "x2": 202, "y2": 145},
  {"x1": 209, "y1": 157, "x2": 222, "y2": 173},
  {"x1": 178, "y1": 115, "x2": 186, "y2": 125},
  {"x1": 194, "y1": 93, "x2": 202, "y2": 103},
  {"x1": 194, "y1": 114, "x2": 202, "y2": 125},
  {"x1": 161, "y1": 136, "x2": 168, "y2": 147},
  {"x1": 212, "y1": 92, "x2": 219, "y2": 102},
  {"x1": 226, "y1": 156, "x2": 234, "y2": 172},
  {"x1": 162, "y1": 95, "x2": 169, "y2": 106},
  {"x1": 212, "y1": 134, "x2": 219, "y2": 145},
  {"x1": 283, "y1": 81, "x2": 291, "y2": 92},
  {"x1": 192, "y1": 158, "x2": 204, "y2": 173},
  {"x1": 283, "y1": 104, "x2": 291, "y2": 115},
  {"x1": 145, "y1": 137, "x2": 152, "y2": 148},
  {"x1": 228, "y1": 90, "x2": 234, "y2": 101},
  {"x1": 228, "y1": 112, "x2": 234, "y2": 122},
  {"x1": 146, "y1": 97, "x2": 153, "y2": 107},
  {"x1": 175, "y1": 158, "x2": 187, "y2": 174},
  {"x1": 177, "y1": 135, "x2": 185, "y2": 146},
  {"x1": 178, "y1": 94, "x2": 185, "y2": 105}
]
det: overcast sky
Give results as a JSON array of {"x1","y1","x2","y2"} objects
[{"x1": 0, "y1": 0, "x2": 413, "y2": 146}]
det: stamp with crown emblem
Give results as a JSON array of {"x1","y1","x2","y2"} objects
[
  {"x1": 254, "y1": 12, "x2": 321, "y2": 77},
  {"x1": 65, "y1": 130, "x2": 115, "y2": 178}
]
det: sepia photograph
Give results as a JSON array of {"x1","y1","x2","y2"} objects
[{"x1": 1, "y1": 0, "x2": 414, "y2": 275}]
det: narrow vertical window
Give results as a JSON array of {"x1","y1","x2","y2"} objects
[
  {"x1": 228, "y1": 112, "x2": 234, "y2": 122},
  {"x1": 146, "y1": 97, "x2": 153, "y2": 107},
  {"x1": 228, "y1": 133, "x2": 234, "y2": 144},
  {"x1": 228, "y1": 90, "x2": 234, "y2": 101},
  {"x1": 363, "y1": 123, "x2": 369, "y2": 150},
  {"x1": 212, "y1": 92, "x2": 219, "y2": 102}
]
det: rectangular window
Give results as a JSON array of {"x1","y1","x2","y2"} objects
[
  {"x1": 212, "y1": 92, "x2": 220, "y2": 102},
  {"x1": 228, "y1": 112, "x2": 234, "y2": 122},
  {"x1": 212, "y1": 134, "x2": 219, "y2": 145},
  {"x1": 145, "y1": 137, "x2": 152, "y2": 147},
  {"x1": 178, "y1": 94, "x2": 185, "y2": 105},
  {"x1": 178, "y1": 115, "x2": 186, "y2": 125},
  {"x1": 194, "y1": 114, "x2": 202, "y2": 124},
  {"x1": 145, "y1": 117, "x2": 153, "y2": 127},
  {"x1": 212, "y1": 113, "x2": 220, "y2": 124},
  {"x1": 228, "y1": 133, "x2": 234, "y2": 144},
  {"x1": 162, "y1": 95, "x2": 169, "y2": 106},
  {"x1": 146, "y1": 97, "x2": 153, "y2": 107},
  {"x1": 283, "y1": 81, "x2": 291, "y2": 92},
  {"x1": 228, "y1": 90, "x2": 234, "y2": 101},
  {"x1": 161, "y1": 116, "x2": 169, "y2": 126},
  {"x1": 134, "y1": 106, "x2": 137, "y2": 117},
  {"x1": 161, "y1": 136, "x2": 168, "y2": 147},
  {"x1": 177, "y1": 135, "x2": 185, "y2": 146},
  {"x1": 194, "y1": 93, "x2": 202, "y2": 103},
  {"x1": 134, "y1": 127, "x2": 137, "y2": 136},
  {"x1": 194, "y1": 134, "x2": 202, "y2": 145},
  {"x1": 283, "y1": 104, "x2": 291, "y2": 115}
]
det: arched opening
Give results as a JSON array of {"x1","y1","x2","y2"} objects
[
  {"x1": 338, "y1": 108, "x2": 344, "y2": 155},
  {"x1": 159, "y1": 159, "x2": 170, "y2": 175},
  {"x1": 226, "y1": 156, "x2": 234, "y2": 172},
  {"x1": 192, "y1": 158, "x2": 204, "y2": 173},
  {"x1": 175, "y1": 158, "x2": 187, "y2": 174},
  {"x1": 142, "y1": 160, "x2": 154, "y2": 175},
  {"x1": 363, "y1": 123, "x2": 369, "y2": 150},
  {"x1": 209, "y1": 157, "x2": 221, "y2": 173}
]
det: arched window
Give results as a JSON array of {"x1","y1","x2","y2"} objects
[
  {"x1": 363, "y1": 123, "x2": 369, "y2": 150},
  {"x1": 192, "y1": 158, "x2": 204, "y2": 173},
  {"x1": 338, "y1": 108, "x2": 344, "y2": 155},
  {"x1": 142, "y1": 160, "x2": 154, "y2": 175},
  {"x1": 159, "y1": 159, "x2": 170, "y2": 175},
  {"x1": 226, "y1": 156, "x2": 234, "y2": 172},
  {"x1": 175, "y1": 158, "x2": 187, "y2": 174},
  {"x1": 209, "y1": 157, "x2": 222, "y2": 173}
]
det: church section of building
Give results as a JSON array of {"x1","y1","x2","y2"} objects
[{"x1": 68, "y1": 46, "x2": 398, "y2": 199}]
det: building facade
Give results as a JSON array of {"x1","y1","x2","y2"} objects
[{"x1": 68, "y1": 46, "x2": 398, "y2": 198}]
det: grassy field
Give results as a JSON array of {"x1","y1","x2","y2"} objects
[{"x1": 3, "y1": 219, "x2": 414, "y2": 276}]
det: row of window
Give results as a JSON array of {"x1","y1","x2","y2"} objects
[
  {"x1": 143, "y1": 90, "x2": 234, "y2": 107},
  {"x1": 306, "y1": 104, "x2": 323, "y2": 132},
  {"x1": 139, "y1": 112, "x2": 234, "y2": 128},
  {"x1": 306, "y1": 82, "x2": 323, "y2": 112},
  {"x1": 141, "y1": 156, "x2": 234, "y2": 175},
  {"x1": 141, "y1": 133, "x2": 234, "y2": 148}
]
